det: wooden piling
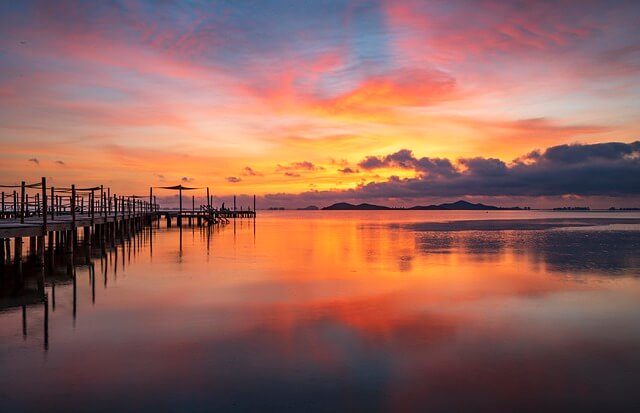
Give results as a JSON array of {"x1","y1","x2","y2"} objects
[
  {"x1": 20, "y1": 181, "x2": 25, "y2": 224},
  {"x1": 41, "y1": 177, "x2": 47, "y2": 231},
  {"x1": 14, "y1": 237, "x2": 22, "y2": 267},
  {"x1": 90, "y1": 189, "x2": 95, "y2": 224},
  {"x1": 71, "y1": 184, "x2": 76, "y2": 234},
  {"x1": 50, "y1": 186, "x2": 55, "y2": 220},
  {"x1": 4, "y1": 239, "x2": 10, "y2": 265},
  {"x1": 178, "y1": 186, "x2": 183, "y2": 227}
]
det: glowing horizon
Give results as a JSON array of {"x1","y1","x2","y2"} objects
[{"x1": 1, "y1": 1, "x2": 639, "y2": 208}]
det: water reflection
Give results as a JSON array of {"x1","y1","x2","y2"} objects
[
  {"x1": 414, "y1": 230, "x2": 640, "y2": 274},
  {"x1": 1, "y1": 212, "x2": 639, "y2": 412}
]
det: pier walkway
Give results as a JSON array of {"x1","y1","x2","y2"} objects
[{"x1": 1, "y1": 177, "x2": 255, "y2": 271}]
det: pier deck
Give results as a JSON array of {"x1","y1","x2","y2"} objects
[{"x1": 1, "y1": 177, "x2": 255, "y2": 275}]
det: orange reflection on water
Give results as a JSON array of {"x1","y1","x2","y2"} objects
[{"x1": 1, "y1": 211, "x2": 640, "y2": 411}]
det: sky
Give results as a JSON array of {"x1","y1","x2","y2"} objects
[{"x1": 0, "y1": 0, "x2": 639, "y2": 208}]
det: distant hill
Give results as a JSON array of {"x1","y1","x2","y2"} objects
[
  {"x1": 323, "y1": 202, "x2": 391, "y2": 210},
  {"x1": 297, "y1": 205, "x2": 319, "y2": 210},
  {"x1": 409, "y1": 200, "x2": 500, "y2": 210},
  {"x1": 323, "y1": 200, "x2": 522, "y2": 211}
]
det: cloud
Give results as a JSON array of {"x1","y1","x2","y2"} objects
[
  {"x1": 226, "y1": 176, "x2": 241, "y2": 183},
  {"x1": 524, "y1": 141, "x2": 640, "y2": 164},
  {"x1": 284, "y1": 171, "x2": 301, "y2": 177},
  {"x1": 181, "y1": 176, "x2": 194, "y2": 183},
  {"x1": 28, "y1": 158, "x2": 39, "y2": 165},
  {"x1": 277, "y1": 161, "x2": 324, "y2": 172},
  {"x1": 242, "y1": 166, "x2": 263, "y2": 176},
  {"x1": 318, "y1": 67, "x2": 458, "y2": 114},
  {"x1": 359, "y1": 149, "x2": 457, "y2": 178},
  {"x1": 267, "y1": 141, "x2": 640, "y2": 205},
  {"x1": 354, "y1": 141, "x2": 640, "y2": 198},
  {"x1": 338, "y1": 167, "x2": 358, "y2": 174},
  {"x1": 55, "y1": 160, "x2": 65, "y2": 165},
  {"x1": 2, "y1": 1, "x2": 640, "y2": 196}
]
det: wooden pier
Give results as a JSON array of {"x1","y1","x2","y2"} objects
[
  {"x1": 0, "y1": 177, "x2": 259, "y2": 350},
  {"x1": 0, "y1": 177, "x2": 255, "y2": 276}
]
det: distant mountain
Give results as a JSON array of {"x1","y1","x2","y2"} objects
[
  {"x1": 297, "y1": 205, "x2": 319, "y2": 210},
  {"x1": 322, "y1": 202, "x2": 391, "y2": 210},
  {"x1": 323, "y1": 200, "x2": 520, "y2": 211},
  {"x1": 409, "y1": 200, "x2": 501, "y2": 210}
]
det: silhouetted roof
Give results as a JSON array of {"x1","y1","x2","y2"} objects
[{"x1": 156, "y1": 185, "x2": 202, "y2": 190}]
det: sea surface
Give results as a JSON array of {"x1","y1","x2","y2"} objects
[{"x1": 1, "y1": 211, "x2": 640, "y2": 412}]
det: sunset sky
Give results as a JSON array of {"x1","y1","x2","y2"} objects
[{"x1": 1, "y1": 0, "x2": 639, "y2": 207}]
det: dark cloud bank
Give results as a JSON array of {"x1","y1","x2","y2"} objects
[{"x1": 264, "y1": 141, "x2": 640, "y2": 207}]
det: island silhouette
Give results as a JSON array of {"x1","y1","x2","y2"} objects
[{"x1": 321, "y1": 200, "x2": 527, "y2": 211}]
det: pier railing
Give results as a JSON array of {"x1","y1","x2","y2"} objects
[
  {"x1": 1, "y1": 177, "x2": 256, "y2": 241},
  {"x1": 1, "y1": 178, "x2": 158, "y2": 224}
]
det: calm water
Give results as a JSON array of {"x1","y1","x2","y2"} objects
[{"x1": 2, "y1": 211, "x2": 640, "y2": 412}]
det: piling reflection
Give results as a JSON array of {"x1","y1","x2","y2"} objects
[
  {"x1": 0, "y1": 219, "x2": 232, "y2": 351},
  {"x1": 0, "y1": 212, "x2": 639, "y2": 412}
]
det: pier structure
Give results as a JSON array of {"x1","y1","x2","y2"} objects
[
  {"x1": 1, "y1": 177, "x2": 257, "y2": 348},
  {"x1": 154, "y1": 184, "x2": 256, "y2": 228},
  {"x1": 0, "y1": 177, "x2": 255, "y2": 283}
]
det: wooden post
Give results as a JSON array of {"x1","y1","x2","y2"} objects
[
  {"x1": 206, "y1": 187, "x2": 210, "y2": 209},
  {"x1": 50, "y1": 187, "x2": 55, "y2": 220},
  {"x1": 37, "y1": 234, "x2": 45, "y2": 267},
  {"x1": 253, "y1": 194, "x2": 256, "y2": 214},
  {"x1": 4, "y1": 239, "x2": 10, "y2": 265},
  {"x1": 13, "y1": 191, "x2": 17, "y2": 219},
  {"x1": 90, "y1": 189, "x2": 95, "y2": 224},
  {"x1": 14, "y1": 237, "x2": 22, "y2": 266},
  {"x1": 233, "y1": 195, "x2": 236, "y2": 212},
  {"x1": 71, "y1": 184, "x2": 76, "y2": 230},
  {"x1": 20, "y1": 181, "x2": 25, "y2": 224},
  {"x1": 100, "y1": 185, "x2": 104, "y2": 216},
  {"x1": 1, "y1": 191, "x2": 4, "y2": 218},
  {"x1": 107, "y1": 188, "x2": 111, "y2": 215},
  {"x1": 42, "y1": 177, "x2": 47, "y2": 232},
  {"x1": 179, "y1": 186, "x2": 183, "y2": 227}
]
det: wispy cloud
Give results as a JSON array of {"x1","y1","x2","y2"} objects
[
  {"x1": 277, "y1": 161, "x2": 324, "y2": 172},
  {"x1": 242, "y1": 166, "x2": 263, "y2": 176}
]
